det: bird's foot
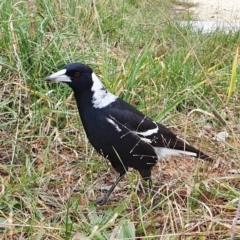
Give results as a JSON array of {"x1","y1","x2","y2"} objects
[
  {"x1": 95, "y1": 197, "x2": 109, "y2": 206},
  {"x1": 144, "y1": 190, "x2": 160, "y2": 208},
  {"x1": 150, "y1": 196, "x2": 159, "y2": 208}
]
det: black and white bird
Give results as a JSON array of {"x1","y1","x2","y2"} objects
[{"x1": 45, "y1": 62, "x2": 213, "y2": 205}]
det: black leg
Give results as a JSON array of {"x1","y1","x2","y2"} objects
[
  {"x1": 148, "y1": 178, "x2": 153, "y2": 191},
  {"x1": 138, "y1": 169, "x2": 152, "y2": 193},
  {"x1": 96, "y1": 174, "x2": 125, "y2": 206},
  {"x1": 147, "y1": 178, "x2": 155, "y2": 199}
]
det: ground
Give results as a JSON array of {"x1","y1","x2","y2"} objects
[{"x1": 190, "y1": 0, "x2": 240, "y2": 22}]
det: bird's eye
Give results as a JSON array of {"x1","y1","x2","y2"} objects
[{"x1": 74, "y1": 71, "x2": 80, "y2": 77}]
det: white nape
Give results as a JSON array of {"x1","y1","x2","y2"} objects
[
  {"x1": 154, "y1": 147, "x2": 197, "y2": 159},
  {"x1": 106, "y1": 118, "x2": 122, "y2": 132},
  {"x1": 91, "y1": 73, "x2": 117, "y2": 108}
]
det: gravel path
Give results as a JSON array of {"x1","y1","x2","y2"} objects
[{"x1": 191, "y1": 0, "x2": 240, "y2": 22}]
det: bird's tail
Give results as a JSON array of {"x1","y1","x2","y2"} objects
[
  {"x1": 196, "y1": 151, "x2": 213, "y2": 162},
  {"x1": 177, "y1": 141, "x2": 213, "y2": 162}
]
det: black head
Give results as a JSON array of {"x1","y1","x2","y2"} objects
[
  {"x1": 45, "y1": 62, "x2": 93, "y2": 90},
  {"x1": 45, "y1": 62, "x2": 117, "y2": 108}
]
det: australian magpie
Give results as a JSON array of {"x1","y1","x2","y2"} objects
[{"x1": 45, "y1": 62, "x2": 213, "y2": 205}]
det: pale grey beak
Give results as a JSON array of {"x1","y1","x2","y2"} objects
[{"x1": 45, "y1": 69, "x2": 72, "y2": 82}]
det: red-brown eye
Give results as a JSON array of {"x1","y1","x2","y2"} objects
[{"x1": 74, "y1": 71, "x2": 80, "y2": 77}]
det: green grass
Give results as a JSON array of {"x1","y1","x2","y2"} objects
[{"x1": 0, "y1": 0, "x2": 240, "y2": 239}]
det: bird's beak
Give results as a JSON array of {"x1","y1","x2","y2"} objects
[{"x1": 45, "y1": 69, "x2": 72, "y2": 82}]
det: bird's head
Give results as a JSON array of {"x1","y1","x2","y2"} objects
[
  {"x1": 45, "y1": 62, "x2": 117, "y2": 108},
  {"x1": 45, "y1": 62, "x2": 93, "y2": 90}
]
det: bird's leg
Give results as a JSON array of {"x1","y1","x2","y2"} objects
[
  {"x1": 139, "y1": 169, "x2": 158, "y2": 206},
  {"x1": 143, "y1": 177, "x2": 159, "y2": 208},
  {"x1": 148, "y1": 178, "x2": 153, "y2": 195},
  {"x1": 142, "y1": 177, "x2": 154, "y2": 200},
  {"x1": 138, "y1": 169, "x2": 152, "y2": 193},
  {"x1": 96, "y1": 174, "x2": 124, "y2": 206}
]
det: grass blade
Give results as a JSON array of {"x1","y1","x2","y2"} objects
[{"x1": 227, "y1": 37, "x2": 240, "y2": 103}]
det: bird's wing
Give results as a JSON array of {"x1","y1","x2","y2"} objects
[
  {"x1": 104, "y1": 106, "x2": 178, "y2": 148},
  {"x1": 104, "y1": 103, "x2": 211, "y2": 160}
]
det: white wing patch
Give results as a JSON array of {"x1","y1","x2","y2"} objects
[
  {"x1": 132, "y1": 121, "x2": 158, "y2": 137},
  {"x1": 139, "y1": 137, "x2": 152, "y2": 143},
  {"x1": 91, "y1": 73, "x2": 117, "y2": 108},
  {"x1": 106, "y1": 118, "x2": 122, "y2": 132},
  {"x1": 154, "y1": 147, "x2": 197, "y2": 159}
]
